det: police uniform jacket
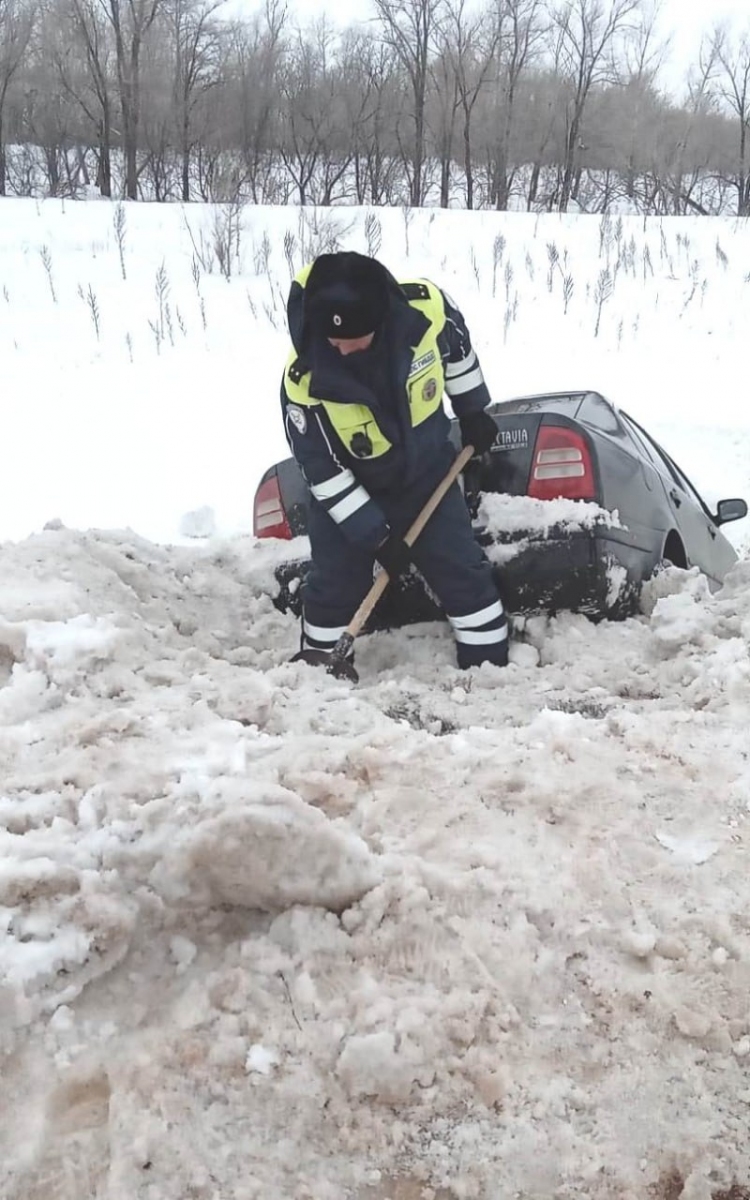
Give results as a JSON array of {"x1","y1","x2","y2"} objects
[{"x1": 281, "y1": 258, "x2": 493, "y2": 553}]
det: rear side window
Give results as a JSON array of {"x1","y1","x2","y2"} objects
[
  {"x1": 620, "y1": 414, "x2": 668, "y2": 473},
  {"x1": 622, "y1": 413, "x2": 713, "y2": 516},
  {"x1": 660, "y1": 453, "x2": 712, "y2": 513},
  {"x1": 578, "y1": 393, "x2": 622, "y2": 435}
]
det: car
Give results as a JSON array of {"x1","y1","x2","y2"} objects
[{"x1": 252, "y1": 390, "x2": 748, "y2": 630}]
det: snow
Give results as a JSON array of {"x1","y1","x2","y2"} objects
[
  {"x1": 478, "y1": 494, "x2": 622, "y2": 538},
  {"x1": 3, "y1": 198, "x2": 750, "y2": 550},
  {"x1": 477, "y1": 493, "x2": 623, "y2": 569},
  {"x1": 1, "y1": 199, "x2": 750, "y2": 1199}
]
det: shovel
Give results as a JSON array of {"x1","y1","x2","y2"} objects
[{"x1": 293, "y1": 445, "x2": 475, "y2": 683}]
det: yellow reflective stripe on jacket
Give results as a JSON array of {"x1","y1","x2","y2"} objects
[
  {"x1": 284, "y1": 277, "x2": 447, "y2": 459},
  {"x1": 284, "y1": 359, "x2": 393, "y2": 458},
  {"x1": 323, "y1": 403, "x2": 392, "y2": 457},
  {"x1": 400, "y1": 278, "x2": 446, "y2": 431},
  {"x1": 294, "y1": 262, "x2": 315, "y2": 288}
]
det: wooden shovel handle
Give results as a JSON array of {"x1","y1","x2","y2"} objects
[{"x1": 343, "y1": 444, "x2": 475, "y2": 641}]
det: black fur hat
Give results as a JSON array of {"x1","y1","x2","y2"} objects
[{"x1": 305, "y1": 252, "x2": 390, "y2": 339}]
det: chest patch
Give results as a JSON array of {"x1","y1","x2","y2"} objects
[
  {"x1": 408, "y1": 350, "x2": 437, "y2": 378},
  {"x1": 287, "y1": 404, "x2": 307, "y2": 435}
]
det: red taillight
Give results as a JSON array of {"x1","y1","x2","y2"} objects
[
  {"x1": 527, "y1": 425, "x2": 596, "y2": 501},
  {"x1": 253, "y1": 475, "x2": 293, "y2": 539}
]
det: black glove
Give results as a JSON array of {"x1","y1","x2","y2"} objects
[
  {"x1": 459, "y1": 410, "x2": 498, "y2": 456},
  {"x1": 375, "y1": 535, "x2": 412, "y2": 580}
]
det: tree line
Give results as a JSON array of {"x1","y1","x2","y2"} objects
[{"x1": 1, "y1": 0, "x2": 749, "y2": 215}]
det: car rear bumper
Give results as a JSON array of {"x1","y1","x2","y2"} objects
[
  {"x1": 272, "y1": 528, "x2": 646, "y2": 629},
  {"x1": 489, "y1": 531, "x2": 610, "y2": 617}
]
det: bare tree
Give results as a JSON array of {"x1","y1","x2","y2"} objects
[
  {"x1": 138, "y1": 30, "x2": 175, "y2": 197},
  {"x1": 278, "y1": 20, "x2": 352, "y2": 205},
  {"x1": 615, "y1": 0, "x2": 669, "y2": 201},
  {"x1": 486, "y1": 0, "x2": 546, "y2": 210},
  {"x1": 551, "y1": 0, "x2": 641, "y2": 211},
  {"x1": 339, "y1": 29, "x2": 403, "y2": 204},
  {"x1": 711, "y1": 22, "x2": 750, "y2": 215},
  {"x1": 657, "y1": 38, "x2": 720, "y2": 214},
  {"x1": 499, "y1": 64, "x2": 565, "y2": 209},
  {"x1": 55, "y1": 0, "x2": 116, "y2": 195},
  {"x1": 165, "y1": 0, "x2": 225, "y2": 201},
  {"x1": 223, "y1": 0, "x2": 286, "y2": 203},
  {"x1": 2, "y1": 0, "x2": 750, "y2": 214},
  {"x1": 438, "y1": 0, "x2": 499, "y2": 208},
  {"x1": 373, "y1": 0, "x2": 445, "y2": 205},
  {"x1": 0, "y1": 0, "x2": 36, "y2": 194},
  {"x1": 428, "y1": 38, "x2": 460, "y2": 205},
  {"x1": 22, "y1": 3, "x2": 82, "y2": 195},
  {"x1": 99, "y1": 0, "x2": 165, "y2": 198}
]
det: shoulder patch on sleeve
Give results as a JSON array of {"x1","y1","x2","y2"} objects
[
  {"x1": 402, "y1": 282, "x2": 431, "y2": 301},
  {"x1": 287, "y1": 404, "x2": 307, "y2": 435},
  {"x1": 288, "y1": 358, "x2": 305, "y2": 385}
]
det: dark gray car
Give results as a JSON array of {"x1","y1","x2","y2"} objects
[{"x1": 253, "y1": 391, "x2": 747, "y2": 627}]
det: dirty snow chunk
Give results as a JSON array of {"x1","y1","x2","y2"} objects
[
  {"x1": 674, "y1": 1005, "x2": 713, "y2": 1040},
  {"x1": 641, "y1": 565, "x2": 711, "y2": 624},
  {"x1": 0, "y1": 849, "x2": 138, "y2": 1011},
  {"x1": 649, "y1": 590, "x2": 713, "y2": 650},
  {"x1": 245, "y1": 1044, "x2": 279, "y2": 1075},
  {"x1": 622, "y1": 930, "x2": 657, "y2": 959},
  {"x1": 0, "y1": 858, "x2": 80, "y2": 908},
  {"x1": 24, "y1": 614, "x2": 119, "y2": 669},
  {"x1": 0, "y1": 792, "x2": 65, "y2": 835},
  {"x1": 655, "y1": 832, "x2": 720, "y2": 864},
  {"x1": 0, "y1": 924, "x2": 91, "y2": 988},
  {"x1": 180, "y1": 505, "x2": 216, "y2": 539},
  {"x1": 172, "y1": 783, "x2": 381, "y2": 913},
  {"x1": 0, "y1": 668, "x2": 52, "y2": 726},
  {"x1": 169, "y1": 936, "x2": 197, "y2": 970},
  {"x1": 639, "y1": 563, "x2": 693, "y2": 616},
  {"x1": 336, "y1": 1031, "x2": 434, "y2": 1103},
  {"x1": 0, "y1": 622, "x2": 26, "y2": 665},
  {"x1": 48, "y1": 1005, "x2": 75, "y2": 1032},
  {"x1": 477, "y1": 493, "x2": 621, "y2": 538},
  {"x1": 486, "y1": 538, "x2": 529, "y2": 566},
  {"x1": 508, "y1": 640, "x2": 540, "y2": 668}
]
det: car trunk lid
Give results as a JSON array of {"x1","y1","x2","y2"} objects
[{"x1": 468, "y1": 404, "x2": 599, "y2": 504}]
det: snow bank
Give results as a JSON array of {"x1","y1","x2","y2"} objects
[
  {"x1": 3, "y1": 196, "x2": 750, "y2": 1198},
  {"x1": 1, "y1": 528, "x2": 750, "y2": 1199}
]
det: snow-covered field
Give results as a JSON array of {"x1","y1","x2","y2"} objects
[
  {"x1": 2, "y1": 198, "x2": 750, "y2": 547},
  {"x1": 2, "y1": 198, "x2": 750, "y2": 1200}
]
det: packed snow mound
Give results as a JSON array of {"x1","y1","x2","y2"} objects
[
  {"x1": 159, "y1": 781, "x2": 381, "y2": 913},
  {"x1": 1, "y1": 528, "x2": 750, "y2": 1200}
]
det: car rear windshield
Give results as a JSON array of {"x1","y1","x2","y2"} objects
[{"x1": 489, "y1": 394, "x2": 586, "y2": 418}]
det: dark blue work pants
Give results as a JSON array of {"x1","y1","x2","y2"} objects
[{"x1": 302, "y1": 472, "x2": 508, "y2": 669}]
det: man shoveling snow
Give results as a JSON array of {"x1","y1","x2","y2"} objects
[{"x1": 280, "y1": 250, "x2": 509, "y2": 676}]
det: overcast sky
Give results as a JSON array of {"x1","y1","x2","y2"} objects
[
  {"x1": 280, "y1": 0, "x2": 750, "y2": 98},
  {"x1": 659, "y1": 0, "x2": 750, "y2": 88}
]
